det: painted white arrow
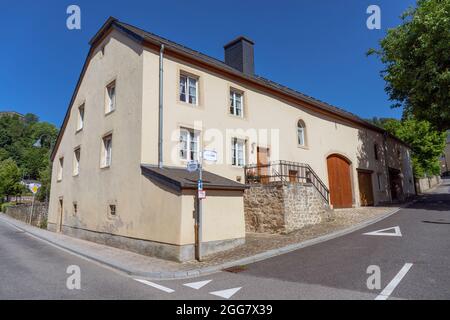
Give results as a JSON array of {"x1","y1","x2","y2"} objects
[
  {"x1": 183, "y1": 280, "x2": 212, "y2": 290},
  {"x1": 363, "y1": 226, "x2": 402, "y2": 237},
  {"x1": 210, "y1": 287, "x2": 242, "y2": 299}
]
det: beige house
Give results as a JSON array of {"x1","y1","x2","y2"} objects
[{"x1": 48, "y1": 17, "x2": 415, "y2": 261}]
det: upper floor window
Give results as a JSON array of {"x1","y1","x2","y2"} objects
[
  {"x1": 73, "y1": 147, "x2": 81, "y2": 176},
  {"x1": 179, "y1": 74, "x2": 198, "y2": 105},
  {"x1": 179, "y1": 128, "x2": 199, "y2": 161},
  {"x1": 230, "y1": 90, "x2": 243, "y2": 117},
  {"x1": 374, "y1": 143, "x2": 379, "y2": 160},
  {"x1": 101, "y1": 134, "x2": 112, "y2": 168},
  {"x1": 57, "y1": 157, "x2": 64, "y2": 181},
  {"x1": 231, "y1": 138, "x2": 246, "y2": 167},
  {"x1": 297, "y1": 120, "x2": 306, "y2": 147},
  {"x1": 105, "y1": 81, "x2": 116, "y2": 113},
  {"x1": 77, "y1": 104, "x2": 84, "y2": 131}
]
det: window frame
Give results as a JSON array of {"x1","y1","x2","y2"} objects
[
  {"x1": 73, "y1": 147, "x2": 81, "y2": 176},
  {"x1": 101, "y1": 134, "x2": 113, "y2": 168},
  {"x1": 231, "y1": 137, "x2": 246, "y2": 167},
  {"x1": 77, "y1": 104, "x2": 85, "y2": 132},
  {"x1": 179, "y1": 73, "x2": 199, "y2": 106},
  {"x1": 105, "y1": 80, "x2": 116, "y2": 114},
  {"x1": 179, "y1": 128, "x2": 200, "y2": 162},
  {"x1": 229, "y1": 89, "x2": 244, "y2": 117},
  {"x1": 57, "y1": 157, "x2": 64, "y2": 181},
  {"x1": 297, "y1": 120, "x2": 306, "y2": 147}
]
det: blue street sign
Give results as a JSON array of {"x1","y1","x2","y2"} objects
[{"x1": 198, "y1": 179, "x2": 203, "y2": 190}]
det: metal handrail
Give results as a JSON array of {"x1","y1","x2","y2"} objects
[{"x1": 245, "y1": 160, "x2": 329, "y2": 203}]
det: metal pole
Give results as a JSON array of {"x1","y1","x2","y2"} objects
[
  {"x1": 197, "y1": 160, "x2": 203, "y2": 262},
  {"x1": 158, "y1": 44, "x2": 165, "y2": 168},
  {"x1": 29, "y1": 194, "x2": 35, "y2": 224}
]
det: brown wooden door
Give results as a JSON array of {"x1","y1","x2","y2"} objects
[
  {"x1": 358, "y1": 171, "x2": 374, "y2": 206},
  {"x1": 327, "y1": 155, "x2": 353, "y2": 208},
  {"x1": 257, "y1": 147, "x2": 270, "y2": 184}
]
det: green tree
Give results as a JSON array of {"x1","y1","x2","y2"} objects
[
  {"x1": 0, "y1": 159, "x2": 24, "y2": 201},
  {"x1": 382, "y1": 118, "x2": 446, "y2": 177},
  {"x1": 368, "y1": 0, "x2": 450, "y2": 131}
]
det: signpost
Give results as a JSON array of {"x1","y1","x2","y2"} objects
[
  {"x1": 187, "y1": 150, "x2": 217, "y2": 261},
  {"x1": 28, "y1": 183, "x2": 41, "y2": 224}
]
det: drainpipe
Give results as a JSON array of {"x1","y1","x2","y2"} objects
[
  {"x1": 383, "y1": 132, "x2": 392, "y2": 202},
  {"x1": 158, "y1": 44, "x2": 165, "y2": 168}
]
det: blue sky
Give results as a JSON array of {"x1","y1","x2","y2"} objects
[{"x1": 0, "y1": 0, "x2": 416, "y2": 126}]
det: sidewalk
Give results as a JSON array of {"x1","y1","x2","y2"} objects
[{"x1": 0, "y1": 205, "x2": 402, "y2": 280}]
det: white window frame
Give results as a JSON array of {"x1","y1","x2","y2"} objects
[
  {"x1": 101, "y1": 134, "x2": 112, "y2": 168},
  {"x1": 105, "y1": 81, "x2": 116, "y2": 113},
  {"x1": 179, "y1": 128, "x2": 200, "y2": 162},
  {"x1": 230, "y1": 90, "x2": 243, "y2": 117},
  {"x1": 73, "y1": 147, "x2": 80, "y2": 176},
  {"x1": 179, "y1": 74, "x2": 198, "y2": 105},
  {"x1": 77, "y1": 104, "x2": 84, "y2": 131},
  {"x1": 231, "y1": 138, "x2": 246, "y2": 167},
  {"x1": 57, "y1": 157, "x2": 64, "y2": 181},
  {"x1": 297, "y1": 120, "x2": 306, "y2": 146}
]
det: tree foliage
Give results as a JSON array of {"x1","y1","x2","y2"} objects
[
  {"x1": 0, "y1": 113, "x2": 58, "y2": 198},
  {"x1": 368, "y1": 0, "x2": 450, "y2": 131},
  {"x1": 382, "y1": 118, "x2": 446, "y2": 177},
  {"x1": 0, "y1": 158, "x2": 24, "y2": 200}
]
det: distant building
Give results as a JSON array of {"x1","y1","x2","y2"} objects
[{"x1": 0, "y1": 111, "x2": 24, "y2": 118}]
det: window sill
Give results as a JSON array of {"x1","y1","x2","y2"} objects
[
  {"x1": 75, "y1": 128, "x2": 83, "y2": 134},
  {"x1": 72, "y1": 173, "x2": 79, "y2": 178},
  {"x1": 297, "y1": 145, "x2": 309, "y2": 150},
  {"x1": 105, "y1": 109, "x2": 115, "y2": 116},
  {"x1": 178, "y1": 100, "x2": 201, "y2": 109},
  {"x1": 100, "y1": 165, "x2": 111, "y2": 170}
]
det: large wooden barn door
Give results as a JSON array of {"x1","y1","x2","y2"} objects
[
  {"x1": 357, "y1": 170, "x2": 374, "y2": 206},
  {"x1": 327, "y1": 155, "x2": 353, "y2": 208}
]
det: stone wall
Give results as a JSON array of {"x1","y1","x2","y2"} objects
[
  {"x1": 415, "y1": 175, "x2": 441, "y2": 194},
  {"x1": 244, "y1": 182, "x2": 331, "y2": 234},
  {"x1": 4, "y1": 203, "x2": 48, "y2": 228}
]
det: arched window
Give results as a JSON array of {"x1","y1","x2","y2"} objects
[{"x1": 297, "y1": 120, "x2": 306, "y2": 146}]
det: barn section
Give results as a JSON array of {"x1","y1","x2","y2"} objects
[{"x1": 326, "y1": 154, "x2": 353, "y2": 209}]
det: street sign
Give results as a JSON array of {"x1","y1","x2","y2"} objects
[
  {"x1": 198, "y1": 190, "x2": 206, "y2": 199},
  {"x1": 187, "y1": 161, "x2": 199, "y2": 172},
  {"x1": 28, "y1": 183, "x2": 41, "y2": 194},
  {"x1": 202, "y1": 150, "x2": 217, "y2": 162},
  {"x1": 198, "y1": 179, "x2": 203, "y2": 190}
]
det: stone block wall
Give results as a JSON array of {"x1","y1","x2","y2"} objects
[
  {"x1": 415, "y1": 175, "x2": 441, "y2": 194},
  {"x1": 244, "y1": 182, "x2": 331, "y2": 234},
  {"x1": 4, "y1": 203, "x2": 48, "y2": 228}
]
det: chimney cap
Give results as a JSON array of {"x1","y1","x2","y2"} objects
[{"x1": 224, "y1": 36, "x2": 255, "y2": 48}]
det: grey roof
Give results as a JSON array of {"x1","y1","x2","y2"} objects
[{"x1": 141, "y1": 164, "x2": 248, "y2": 192}]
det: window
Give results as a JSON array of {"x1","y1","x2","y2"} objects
[
  {"x1": 73, "y1": 147, "x2": 80, "y2": 176},
  {"x1": 297, "y1": 120, "x2": 306, "y2": 146},
  {"x1": 179, "y1": 128, "x2": 199, "y2": 161},
  {"x1": 57, "y1": 157, "x2": 64, "y2": 181},
  {"x1": 179, "y1": 74, "x2": 198, "y2": 105},
  {"x1": 231, "y1": 138, "x2": 246, "y2": 167},
  {"x1": 374, "y1": 143, "x2": 379, "y2": 160},
  {"x1": 105, "y1": 81, "x2": 116, "y2": 113},
  {"x1": 230, "y1": 90, "x2": 243, "y2": 117},
  {"x1": 73, "y1": 202, "x2": 78, "y2": 215},
  {"x1": 77, "y1": 104, "x2": 84, "y2": 131},
  {"x1": 377, "y1": 173, "x2": 383, "y2": 191},
  {"x1": 109, "y1": 204, "x2": 116, "y2": 216},
  {"x1": 101, "y1": 134, "x2": 112, "y2": 168}
]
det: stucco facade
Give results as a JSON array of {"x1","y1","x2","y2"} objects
[{"x1": 48, "y1": 18, "x2": 414, "y2": 261}]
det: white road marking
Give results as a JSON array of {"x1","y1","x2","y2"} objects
[
  {"x1": 363, "y1": 226, "x2": 402, "y2": 237},
  {"x1": 134, "y1": 279, "x2": 175, "y2": 293},
  {"x1": 183, "y1": 280, "x2": 212, "y2": 290},
  {"x1": 375, "y1": 263, "x2": 413, "y2": 300},
  {"x1": 210, "y1": 287, "x2": 241, "y2": 299}
]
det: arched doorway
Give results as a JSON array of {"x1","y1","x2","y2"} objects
[{"x1": 327, "y1": 154, "x2": 353, "y2": 208}]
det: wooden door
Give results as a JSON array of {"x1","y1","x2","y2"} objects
[
  {"x1": 257, "y1": 147, "x2": 270, "y2": 184},
  {"x1": 358, "y1": 171, "x2": 374, "y2": 206},
  {"x1": 327, "y1": 155, "x2": 353, "y2": 208}
]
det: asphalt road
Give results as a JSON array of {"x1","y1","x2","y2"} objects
[{"x1": 1, "y1": 181, "x2": 449, "y2": 300}]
